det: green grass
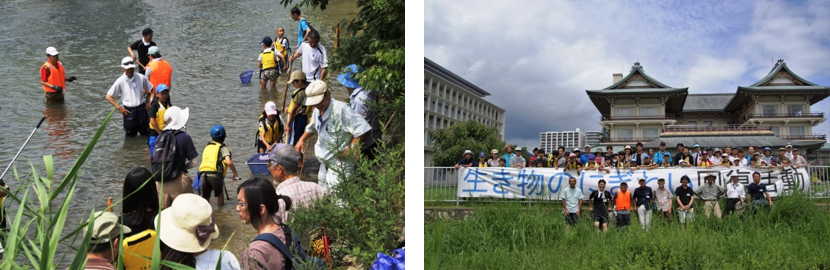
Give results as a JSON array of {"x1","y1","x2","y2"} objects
[{"x1": 425, "y1": 192, "x2": 830, "y2": 269}]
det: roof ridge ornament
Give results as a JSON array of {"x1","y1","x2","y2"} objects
[
  {"x1": 777, "y1": 59, "x2": 785, "y2": 67},
  {"x1": 632, "y1": 61, "x2": 642, "y2": 72}
]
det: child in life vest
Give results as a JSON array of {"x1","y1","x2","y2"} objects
[
  {"x1": 199, "y1": 125, "x2": 240, "y2": 206},
  {"x1": 584, "y1": 155, "x2": 599, "y2": 171},
  {"x1": 256, "y1": 101, "x2": 284, "y2": 153}
]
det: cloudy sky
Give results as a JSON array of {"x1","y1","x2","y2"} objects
[{"x1": 425, "y1": 0, "x2": 830, "y2": 149}]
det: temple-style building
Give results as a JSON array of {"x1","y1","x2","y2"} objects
[{"x1": 586, "y1": 59, "x2": 828, "y2": 153}]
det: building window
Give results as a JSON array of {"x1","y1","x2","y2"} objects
[
  {"x1": 617, "y1": 108, "x2": 634, "y2": 117},
  {"x1": 642, "y1": 107, "x2": 659, "y2": 117},
  {"x1": 763, "y1": 105, "x2": 777, "y2": 116},
  {"x1": 426, "y1": 131, "x2": 433, "y2": 146},
  {"x1": 428, "y1": 115, "x2": 434, "y2": 129},
  {"x1": 617, "y1": 129, "x2": 633, "y2": 139},
  {"x1": 687, "y1": 121, "x2": 697, "y2": 126},
  {"x1": 444, "y1": 104, "x2": 449, "y2": 115},
  {"x1": 703, "y1": 121, "x2": 713, "y2": 127},
  {"x1": 431, "y1": 100, "x2": 436, "y2": 111},
  {"x1": 424, "y1": 95, "x2": 428, "y2": 109},
  {"x1": 787, "y1": 105, "x2": 804, "y2": 116},
  {"x1": 643, "y1": 128, "x2": 659, "y2": 139},
  {"x1": 771, "y1": 126, "x2": 780, "y2": 136},
  {"x1": 789, "y1": 126, "x2": 805, "y2": 136}
]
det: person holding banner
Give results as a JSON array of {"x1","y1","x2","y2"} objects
[
  {"x1": 613, "y1": 182, "x2": 634, "y2": 228},
  {"x1": 748, "y1": 172, "x2": 773, "y2": 213},
  {"x1": 655, "y1": 178, "x2": 673, "y2": 221},
  {"x1": 560, "y1": 177, "x2": 583, "y2": 227},
  {"x1": 510, "y1": 148, "x2": 527, "y2": 168},
  {"x1": 677, "y1": 147, "x2": 694, "y2": 167},
  {"x1": 654, "y1": 141, "x2": 672, "y2": 165},
  {"x1": 719, "y1": 153, "x2": 733, "y2": 167},
  {"x1": 724, "y1": 175, "x2": 745, "y2": 215},
  {"x1": 676, "y1": 176, "x2": 695, "y2": 229},
  {"x1": 589, "y1": 180, "x2": 613, "y2": 232},
  {"x1": 673, "y1": 143, "x2": 685, "y2": 166},
  {"x1": 691, "y1": 144, "x2": 702, "y2": 163},
  {"x1": 584, "y1": 155, "x2": 600, "y2": 171},
  {"x1": 695, "y1": 174, "x2": 724, "y2": 220},
  {"x1": 455, "y1": 150, "x2": 476, "y2": 169},
  {"x1": 634, "y1": 154, "x2": 657, "y2": 170},
  {"x1": 698, "y1": 151, "x2": 713, "y2": 168},
  {"x1": 563, "y1": 153, "x2": 583, "y2": 175},
  {"x1": 633, "y1": 179, "x2": 654, "y2": 230},
  {"x1": 487, "y1": 149, "x2": 501, "y2": 167},
  {"x1": 600, "y1": 156, "x2": 615, "y2": 173},
  {"x1": 792, "y1": 149, "x2": 808, "y2": 168},
  {"x1": 476, "y1": 152, "x2": 488, "y2": 168}
]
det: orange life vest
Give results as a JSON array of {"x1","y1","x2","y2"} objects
[
  {"x1": 615, "y1": 189, "x2": 632, "y2": 210},
  {"x1": 147, "y1": 59, "x2": 172, "y2": 89},
  {"x1": 41, "y1": 61, "x2": 65, "y2": 93}
]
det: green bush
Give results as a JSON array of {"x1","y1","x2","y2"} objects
[{"x1": 290, "y1": 138, "x2": 404, "y2": 268}]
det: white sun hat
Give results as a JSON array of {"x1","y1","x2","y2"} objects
[
  {"x1": 155, "y1": 194, "x2": 219, "y2": 253},
  {"x1": 163, "y1": 106, "x2": 190, "y2": 130}
]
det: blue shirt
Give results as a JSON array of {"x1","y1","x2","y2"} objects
[
  {"x1": 501, "y1": 153, "x2": 514, "y2": 165},
  {"x1": 654, "y1": 150, "x2": 672, "y2": 165},
  {"x1": 298, "y1": 18, "x2": 310, "y2": 45},
  {"x1": 748, "y1": 183, "x2": 768, "y2": 200},
  {"x1": 579, "y1": 154, "x2": 590, "y2": 165}
]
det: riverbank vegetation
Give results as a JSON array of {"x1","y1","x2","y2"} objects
[{"x1": 425, "y1": 192, "x2": 830, "y2": 269}]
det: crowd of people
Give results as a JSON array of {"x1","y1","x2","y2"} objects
[
  {"x1": 33, "y1": 7, "x2": 383, "y2": 270},
  {"x1": 561, "y1": 172, "x2": 774, "y2": 232},
  {"x1": 454, "y1": 141, "x2": 796, "y2": 231},
  {"x1": 455, "y1": 141, "x2": 810, "y2": 173}
]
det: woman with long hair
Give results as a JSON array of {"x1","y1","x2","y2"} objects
[
  {"x1": 121, "y1": 167, "x2": 159, "y2": 234},
  {"x1": 237, "y1": 177, "x2": 292, "y2": 269}
]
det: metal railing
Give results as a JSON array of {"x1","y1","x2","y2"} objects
[
  {"x1": 662, "y1": 124, "x2": 772, "y2": 133},
  {"x1": 424, "y1": 166, "x2": 830, "y2": 202},
  {"x1": 747, "y1": 112, "x2": 824, "y2": 119},
  {"x1": 601, "y1": 114, "x2": 676, "y2": 121},
  {"x1": 779, "y1": 134, "x2": 827, "y2": 140},
  {"x1": 424, "y1": 167, "x2": 461, "y2": 205},
  {"x1": 600, "y1": 137, "x2": 658, "y2": 143},
  {"x1": 809, "y1": 166, "x2": 830, "y2": 199}
]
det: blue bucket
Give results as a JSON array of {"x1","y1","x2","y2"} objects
[
  {"x1": 240, "y1": 70, "x2": 254, "y2": 84},
  {"x1": 246, "y1": 153, "x2": 271, "y2": 175}
]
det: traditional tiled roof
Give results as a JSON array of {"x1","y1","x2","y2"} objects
[
  {"x1": 603, "y1": 62, "x2": 673, "y2": 90},
  {"x1": 643, "y1": 135, "x2": 824, "y2": 149},
  {"x1": 682, "y1": 94, "x2": 734, "y2": 112},
  {"x1": 750, "y1": 59, "x2": 819, "y2": 87}
]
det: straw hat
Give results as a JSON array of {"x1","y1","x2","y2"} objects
[
  {"x1": 163, "y1": 106, "x2": 190, "y2": 131},
  {"x1": 155, "y1": 194, "x2": 219, "y2": 253}
]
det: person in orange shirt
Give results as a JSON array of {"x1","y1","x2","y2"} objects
[
  {"x1": 144, "y1": 46, "x2": 172, "y2": 107},
  {"x1": 39, "y1": 47, "x2": 76, "y2": 103},
  {"x1": 613, "y1": 182, "x2": 634, "y2": 228}
]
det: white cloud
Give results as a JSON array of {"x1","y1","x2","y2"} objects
[{"x1": 426, "y1": 0, "x2": 830, "y2": 145}]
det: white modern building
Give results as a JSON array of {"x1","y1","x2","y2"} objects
[
  {"x1": 540, "y1": 128, "x2": 586, "y2": 153},
  {"x1": 584, "y1": 131, "x2": 603, "y2": 148},
  {"x1": 424, "y1": 57, "x2": 506, "y2": 166}
]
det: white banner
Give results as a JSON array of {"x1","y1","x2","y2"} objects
[{"x1": 457, "y1": 166, "x2": 810, "y2": 199}]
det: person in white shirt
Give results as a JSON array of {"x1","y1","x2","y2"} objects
[
  {"x1": 724, "y1": 175, "x2": 745, "y2": 215},
  {"x1": 105, "y1": 56, "x2": 154, "y2": 136},
  {"x1": 784, "y1": 144, "x2": 795, "y2": 161},
  {"x1": 560, "y1": 177, "x2": 583, "y2": 227},
  {"x1": 792, "y1": 149, "x2": 809, "y2": 168},
  {"x1": 289, "y1": 30, "x2": 328, "y2": 81},
  {"x1": 735, "y1": 149, "x2": 748, "y2": 167},
  {"x1": 294, "y1": 81, "x2": 371, "y2": 191}
]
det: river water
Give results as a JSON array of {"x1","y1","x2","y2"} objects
[{"x1": 0, "y1": 0, "x2": 357, "y2": 264}]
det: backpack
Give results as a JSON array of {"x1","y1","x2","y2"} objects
[
  {"x1": 151, "y1": 130, "x2": 183, "y2": 182},
  {"x1": 252, "y1": 223, "x2": 326, "y2": 270},
  {"x1": 300, "y1": 17, "x2": 316, "y2": 38}
]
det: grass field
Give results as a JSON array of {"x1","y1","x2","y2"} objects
[{"x1": 425, "y1": 192, "x2": 830, "y2": 269}]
